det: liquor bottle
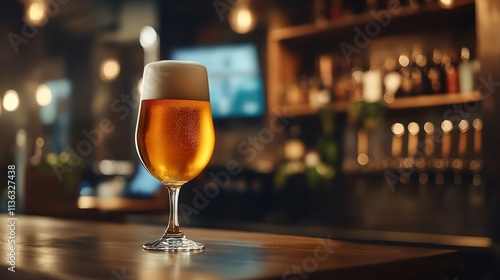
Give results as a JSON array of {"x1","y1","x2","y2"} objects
[
  {"x1": 382, "y1": 56, "x2": 402, "y2": 102},
  {"x1": 350, "y1": 66, "x2": 364, "y2": 101},
  {"x1": 329, "y1": 0, "x2": 343, "y2": 19},
  {"x1": 396, "y1": 53, "x2": 413, "y2": 97},
  {"x1": 309, "y1": 74, "x2": 332, "y2": 108},
  {"x1": 458, "y1": 47, "x2": 481, "y2": 93},
  {"x1": 284, "y1": 82, "x2": 299, "y2": 106},
  {"x1": 285, "y1": 75, "x2": 309, "y2": 105},
  {"x1": 444, "y1": 50, "x2": 460, "y2": 93},
  {"x1": 408, "y1": 0, "x2": 421, "y2": 8},
  {"x1": 366, "y1": 0, "x2": 378, "y2": 11},
  {"x1": 349, "y1": 56, "x2": 365, "y2": 101},
  {"x1": 308, "y1": 75, "x2": 322, "y2": 108},
  {"x1": 426, "y1": 48, "x2": 447, "y2": 94},
  {"x1": 317, "y1": 54, "x2": 334, "y2": 104},
  {"x1": 312, "y1": 0, "x2": 328, "y2": 26},
  {"x1": 362, "y1": 66, "x2": 382, "y2": 102},
  {"x1": 333, "y1": 56, "x2": 350, "y2": 101},
  {"x1": 410, "y1": 47, "x2": 430, "y2": 95}
]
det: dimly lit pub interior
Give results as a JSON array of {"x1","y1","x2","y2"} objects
[{"x1": 1, "y1": 0, "x2": 500, "y2": 279}]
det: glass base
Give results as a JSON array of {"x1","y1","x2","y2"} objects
[{"x1": 143, "y1": 237, "x2": 204, "y2": 251}]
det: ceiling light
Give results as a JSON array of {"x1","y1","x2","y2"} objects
[
  {"x1": 229, "y1": 2, "x2": 256, "y2": 34},
  {"x1": 26, "y1": 0, "x2": 48, "y2": 27}
]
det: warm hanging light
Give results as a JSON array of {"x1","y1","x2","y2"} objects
[
  {"x1": 100, "y1": 58, "x2": 120, "y2": 81},
  {"x1": 26, "y1": 0, "x2": 48, "y2": 27},
  {"x1": 229, "y1": 1, "x2": 256, "y2": 34},
  {"x1": 3, "y1": 90, "x2": 20, "y2": 112},
  {"x1": 36, "y1": 84, "x2": 52, "y2": 106},
  {"x1": 438, "y1": 0, "x2": 454, "y2": 8}
]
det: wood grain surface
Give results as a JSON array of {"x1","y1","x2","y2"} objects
[{"x1": 0, "y1": 215, "x2": 462, "y2": 279}]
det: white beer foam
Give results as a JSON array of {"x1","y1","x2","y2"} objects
[{"x1": 141, "y1": 60, "x2": 210, "y2": 101}]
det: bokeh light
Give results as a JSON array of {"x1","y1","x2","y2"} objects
[
  {"x1": 26, "y1": 0, "x2": 47, "y2": 26},
  {"x1": 229, "y1": 5, "x2": 256, "y2": 34},
  {"x1": 3, "y1": 90, "x2": 20, "y2": 112},
  {"x1": 100, "y1": 59, "x2": 121, "y2": 81},
  {"x1": 36, "y1": 84, "x2": 52, "y2": 106},
  {"x1": 140, "y1": 26, "x2": 158, "y2": 48}
]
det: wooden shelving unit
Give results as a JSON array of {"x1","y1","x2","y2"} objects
[
  {"x1": 267, "y1": 0, "x2": 478, "y2": 117},
  {"x1": 271, "y1": 0, "x2": 475, "y2": 44},
  {"x1": 385, "y1": 91, "x2": 483, "y2": 109},
  {"x1": 279, "y1": 92, "x2": 483, "y2": 116}
]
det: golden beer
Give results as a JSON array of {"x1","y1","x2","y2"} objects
[
  {"x1": 136, "y1": 60, "x2": 212, "y2": 251},
  {"x1": 136, "y1": 98, "x2": 215, "y2": 183}
]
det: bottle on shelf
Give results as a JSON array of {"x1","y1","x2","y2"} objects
[
  {"x1": 366, "y1": 0, "x2": 378, "y2": 11},
  {"x1": 396, "y1": 52, "x2": 413, "y2": 97},
  {"x1": 308, "y1": 75, "x2": 322, "y2": 108},
  {"x1": 285, "y1": 75, "x2": 309, "y2": 106},
  {"x1": 329, "y1": 0, "x2": 343, "y2": 19},
  {"x1": 333, "y1": 56, "x2": 351, "y2": 102},
  {"x1": 410, "y1": 46, "x2": 430, "y2": 95},
  {"x1": 426, "y1": 48, "x2": 447, "y2": 94},
  {"x1": 444, "y1": 49, "x2": 460, "y2": 93},
  {"x1": 350, "y1": 66, "x2": 365, "y2": 101},
  {"x1": 284, "y1": 82, "x2": 299, "y2": 106},
  {"x1": 408, "y1": 0, "x2": 422, "y2": 9},
  {"x1": 458, "y1": 47, "x2": 481, "y2": 93},
  {"x1": 382, "y1": 56, "x2": 402, "y2": 103},
  {"x1": 317, "y1": 54, "x2": 334, "y2": 105},
  {"x1": 312, "y1": 0, "x2": 329, "y2": 26},
  {"x1": 362, "y1": 65, "x2": 383, "y2": 102},
  {"x1": 347, "y1": 55, "x2": 365, "y2": 101}
]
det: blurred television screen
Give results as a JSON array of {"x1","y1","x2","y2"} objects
[{"x1": 171, "y1": 44, "x2": 265, "y2": 118}]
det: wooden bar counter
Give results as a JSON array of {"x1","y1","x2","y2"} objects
[{"x1": 1, "y1": 215, "x2": 462, "y2": 279}]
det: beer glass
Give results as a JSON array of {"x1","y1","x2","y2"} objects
[{"x1": 135, "y1": 61, "x2": 215, "y2": 251}]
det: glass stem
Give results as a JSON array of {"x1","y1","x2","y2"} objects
[{"x1": 164, "y1": 185, "x2": 184, "y2": 238}]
